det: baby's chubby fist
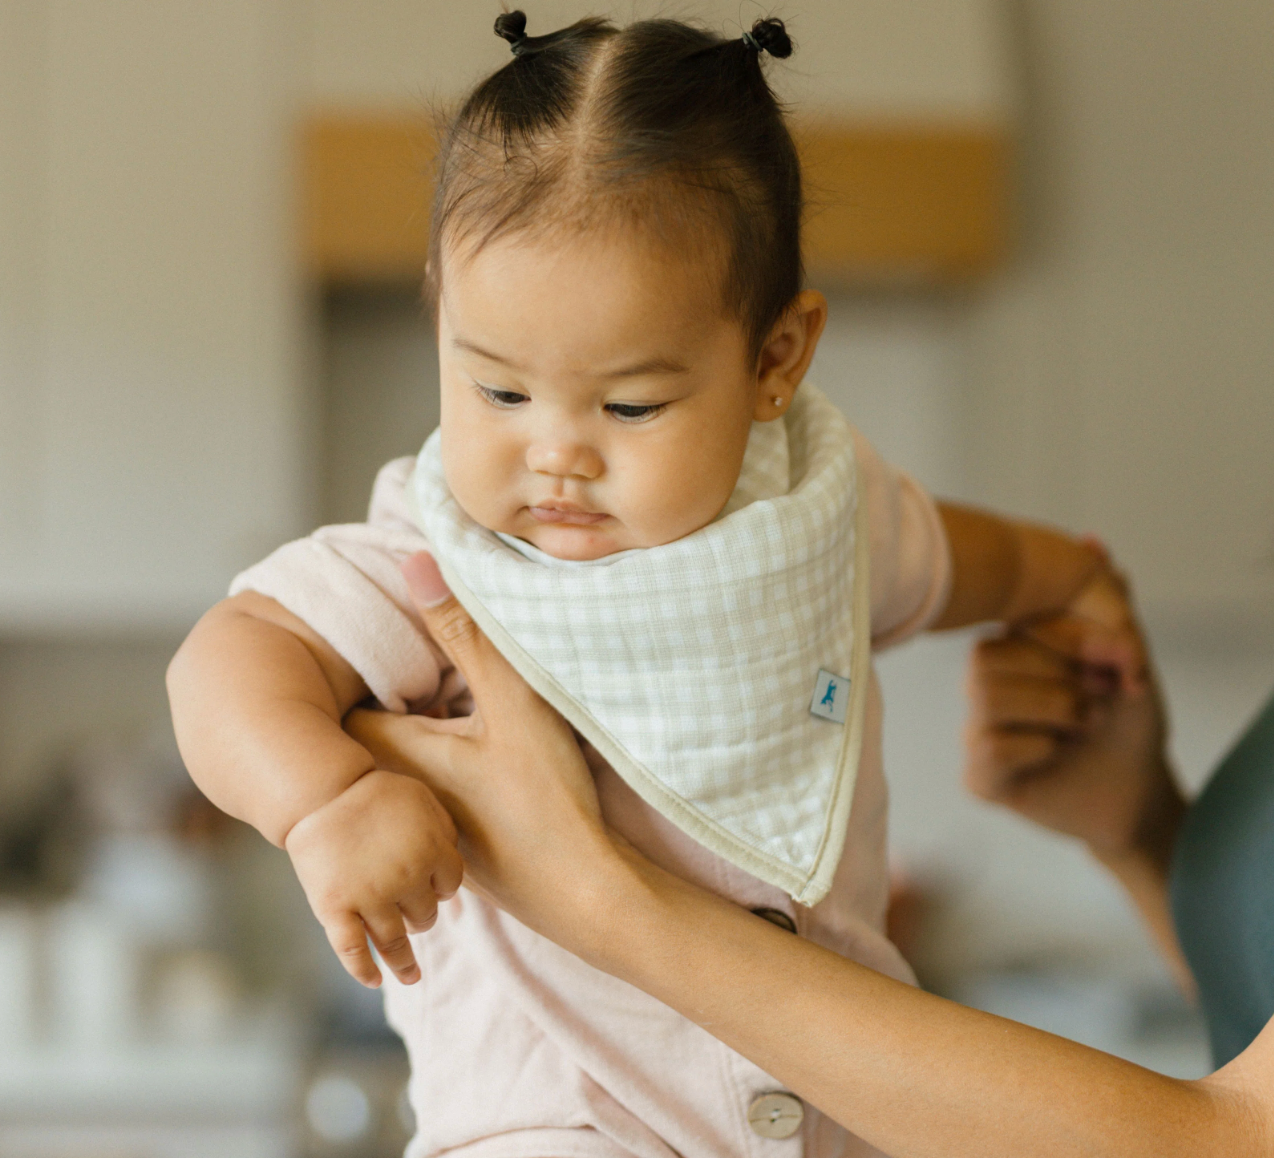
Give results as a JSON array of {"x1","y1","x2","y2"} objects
[{"x1": 285, "y1": 769, "x2": 463, "y2": 988}]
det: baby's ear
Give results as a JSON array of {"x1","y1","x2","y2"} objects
[
  {"x1": 752, "y1": 290, "x2": 827, "y2": 420},
  {"x1": 752, "y1": 384, "x2": 795, "y2": 423}
]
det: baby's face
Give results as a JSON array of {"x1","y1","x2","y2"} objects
[{"x1": 436, "y1": 229, "x2": 766, "y2": 560}]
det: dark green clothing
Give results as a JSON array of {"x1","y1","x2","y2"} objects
[{"x1": 1172, "y1": 689, "x2": 1274, "y2": 1066}]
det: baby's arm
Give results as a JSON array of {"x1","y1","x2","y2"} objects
[
  {"x1": 933, "y1": 504, "x2": 1103, "y2": 629},
  {"x1": 932, "y1": 502, "x2": 1143, "y2": 688},
  {"x1": 167, "y1": 589, "x2": 463, "y2": 988}
]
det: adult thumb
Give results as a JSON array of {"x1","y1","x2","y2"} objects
[{"x1": 401, "y1": 552, "x2": 507, "y2": 707}]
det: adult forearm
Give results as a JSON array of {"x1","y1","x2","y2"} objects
[
  {"x1": 168, "y1": 599, "x2": 374, "y2": 845},
  {"x1": 566, "y1": 852, "x2": 1263, "y2": 1158}
]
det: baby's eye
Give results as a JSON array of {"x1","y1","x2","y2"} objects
[
  {"x1": 476, "y1": 384, "x2": 529, "y2": 409},
  {"x1": 605, "y1": 402, "x2": 666, "y2": 424}
]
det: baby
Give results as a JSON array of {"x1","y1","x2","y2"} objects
[{"x1": 169, "y1": 14, "x2": 1136, "y2": 1158}]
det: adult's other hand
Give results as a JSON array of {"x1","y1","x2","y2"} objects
[
  {"x1": 964, "y1": 600, "x2": 1192, "y2": 990},
  {"x1": 964, "y1": 624, "x2": 1175, "y2": 861}
]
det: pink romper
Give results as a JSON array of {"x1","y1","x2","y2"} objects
[{"x1": 232, "y1": 428, "x2": 951, "y2": 1158}]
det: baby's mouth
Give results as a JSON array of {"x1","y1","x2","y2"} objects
[{"x1": 527, "y1": 503, "x2": 609, "y2": 526}]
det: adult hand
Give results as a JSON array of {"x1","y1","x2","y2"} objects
[
  {"x1": 1050, "y1": 556, "x2": 1150, "y2": 696},
  {"x1": 965, "y1": 575, "x2": 1180, "y2": 866},
  {"x1": 343, "y1": 553, "x2": 616, "y2": 935},
  {"x1": 964, "y1": 583, "x2": 1194, "y2": 991}
]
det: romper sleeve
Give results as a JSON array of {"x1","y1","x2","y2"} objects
[
  {"x1": 852, "y1": 429, "x2": 953, "y2": 650},
  {"x1": 229, "y1": 456, "x2": 448, "y2": 713}
]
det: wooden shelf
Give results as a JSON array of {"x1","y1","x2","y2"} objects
[
  {"x1": 301, "y1": 114, "x2": 1011, "y2": 288},
  {"x1": 797, "y1": 125, "x2": 1010, "y2": 283}
]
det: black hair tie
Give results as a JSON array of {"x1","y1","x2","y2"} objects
[
  {"x1": 494, "y1": 10, "x2": 530, "y2": 55},
  {"x1": 741, "y1": 18, "x2": 793, "y2": 60}
]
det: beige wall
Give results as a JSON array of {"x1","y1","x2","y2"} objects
[
  {"x1": 884, "y1": 0, "x2": 1274, "y2": 972},
  {"x1": 307, "y1": 0, "x2": 1014, "y2": 120},
  {"x1": 963, "y1": 1, "x2": 1274, "y2": 637},
  {"x1": 0, "y1": 0, "x2": 44, "y2": 546},
  {"x1": 0, "y1": 1, "x2": 314, "y2": 631}
]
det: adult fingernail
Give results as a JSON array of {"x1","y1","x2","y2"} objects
[{"x1": 402, "y1": 552, "x2": 451, "y2": 607}]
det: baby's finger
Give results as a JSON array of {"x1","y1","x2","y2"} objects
[
  {"x1": 432, "y1": 841, "x2": 464, "y2": 901},
  {"x1": 325, "y1": 912, "x2": 382, "y2": 989},
  {"x1": 1026, "y1": 617, "x2": 1146, "y2": 695},
  {"x1": 362, "y1": 906, "x2": 420, "y2": 985},
  {"x1": 398, "y1": 893, "x2": 441, "y2": 935},
  {"x1": 1022, "y1": 614, "x2": 1092, "y2": 662}
]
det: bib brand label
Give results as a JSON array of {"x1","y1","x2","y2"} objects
[{"x1": 810, "y1": 669, "x2": 849, "y2": 724}]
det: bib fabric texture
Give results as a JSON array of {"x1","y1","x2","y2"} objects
[{"x1": 410, "y1": 385, "x2": 870, "y2": 904}]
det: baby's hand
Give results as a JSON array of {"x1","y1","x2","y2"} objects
[
  {"x1": 1025, "y1": 562, "x2": 1149, "y2": 696},
  {"x1": 284, "y1": 770, "x2": 463, "y2": 988}
]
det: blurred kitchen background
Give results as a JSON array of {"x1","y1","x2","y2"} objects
[{"x1": 2, "y1": 1, "x2": 1273, "y2": 1154}]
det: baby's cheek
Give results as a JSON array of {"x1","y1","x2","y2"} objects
[
  {"x1": 652, "y1": 449, "x2": 738, "y2": 536},
  {"x1": 626, "y1": 478, "x2": 725, "y2": 546},
  {"x1": 444, "y1": 454, "x2": 515, "y2": 534}
]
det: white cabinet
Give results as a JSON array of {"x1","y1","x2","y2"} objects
[{"x1": 0, "y1": 1, "x2": 311, "y2": 631}]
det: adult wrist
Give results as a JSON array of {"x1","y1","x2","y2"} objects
[
  {"x1": 580, "y1": 848, "x2": 732, "y2": 987},
  {"x1": 531, "y1": 837, "x2": 678, "y2": 972},
  {"x1": 1130, "y1": 765, "x2": 1189, "y2": 873},
  {"x1": 1090, "y1": 758, "x2": 1188, "y2": 878}
]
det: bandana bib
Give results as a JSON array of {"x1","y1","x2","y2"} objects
[{"x1": 410, "y1": 385, "x2": 869, "y2": 904}]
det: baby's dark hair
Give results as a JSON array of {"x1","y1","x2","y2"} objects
[{"x1": 426, "y1": 11, "x2": 802, "y2": 360}]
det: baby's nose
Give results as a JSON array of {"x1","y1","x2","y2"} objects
[{"x1": 525, "y1": 440, "x2": 603, "y2": 480}]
